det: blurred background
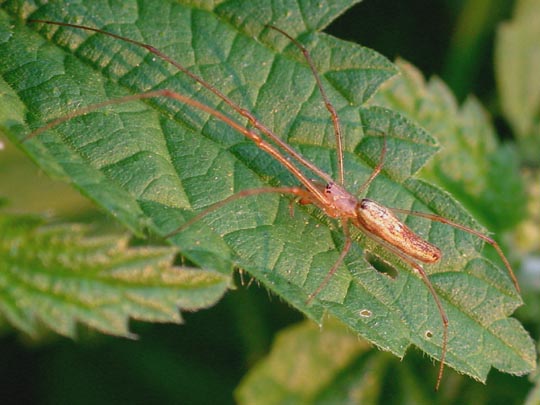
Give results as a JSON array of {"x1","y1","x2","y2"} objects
[{"x1": 1, "y1": 0, "x2": 537, "y2": 404}]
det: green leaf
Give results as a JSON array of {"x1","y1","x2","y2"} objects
[
  {"x1": 370, "y1": 59, "x2": 526, "y2": 232},
  {"x1": 235, "y1": 319, "x2": 380, "y2": 404},
  {"x1": 525, "y1": 356, "x2": 540, "y2": 405},
  {"x1": 237, "y1": 319, "x2": 534, "y2": 405},
  {"x1": 0, "y1": 213, "x2": 229, "y2": 337},
  {"x1": 0, "y1": 0, "x2": 535, "y2": 383},
  {"x1": 495, "y1": 0, "x2": 540, "y2": 165}
]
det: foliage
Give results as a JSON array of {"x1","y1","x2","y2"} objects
[
  {"x1": 0, "y1": 0, "x2": 537, "y2": 403},
  {"x1": 496, "y1": 0, "x2": 540, "y2": 165},
  {"x1": 0, "y1": 213, "x2": 228, "y2": 337}
]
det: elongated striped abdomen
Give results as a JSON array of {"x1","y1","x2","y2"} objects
[{"x1": 355, "y1": 199, "x2": 442, "y2": 263}]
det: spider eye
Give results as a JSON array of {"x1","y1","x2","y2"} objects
[{"x1": 325, "y1": 182, "x2": 334, "y2": 193}]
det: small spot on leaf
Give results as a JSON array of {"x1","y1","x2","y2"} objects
[
  {"x1": 359, "y1": 309, "x2": 372, "y2": 318},
  {"x1": 366, "y1": 253, "x2": 398, "y2": 279}
]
